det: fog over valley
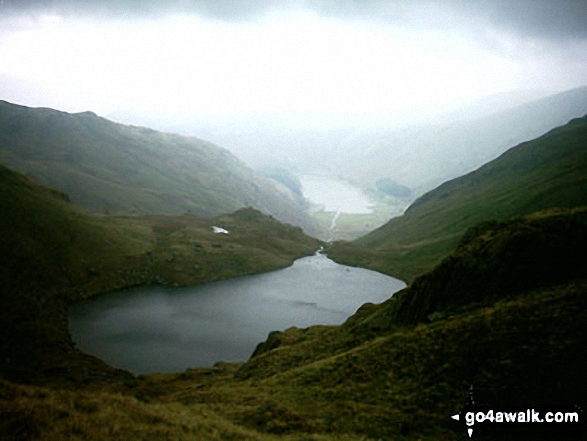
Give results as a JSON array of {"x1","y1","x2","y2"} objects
[
  {"x1": 2, "y1": 3, "x2": 587, "y2": 439},
  {"x1": 2, "y1": 1, "x2": 586, "y2": 239}
]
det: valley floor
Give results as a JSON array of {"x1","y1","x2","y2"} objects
[{"x1": 2, "y1": 165, "x2": 586, "y2": 440}]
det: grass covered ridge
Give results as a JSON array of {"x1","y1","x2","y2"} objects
[
  {"x1": 2, "y1": 114, "x2": 587, "y2": 439},
  {"x1": 329, "y1": 115, "x2": 587, "y2": 283},
  {"x1": 165, "y1": 208, "x2": 587, "y2": 440},
  {"x1": 0, "y1": 100, "x2": 317, "y2": 234},
  {"x1": 1, "y1": 208, "x2": 585, "y2": 440},
  {"x1": 0, "y1": 164, "x2": 321, "y2": 384}
]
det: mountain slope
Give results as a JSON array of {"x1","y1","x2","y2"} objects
[
  {"x1": 3, "y1": 209, "x2": 583, "y2": 440},
  {"x1": 0, "y1": 164, "x2": 320, "y2": 383},
  {"x1": 329, "y1": 114, "x2": 587, "y2": 282},
  {"x1": 0, "y1": 100, "x2": 316, "y2": 233},
  {"x1": 338, "y1": 86, "x2": 587, "y2": 196},
  {"x1": 227, "y1": 209, "x2": 587, "y2": 439}
]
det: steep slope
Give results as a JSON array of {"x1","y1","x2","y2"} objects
[
  {"x1": 0, "y1": 100, "x2": 316, "y2": 234},
  {"x1": 330, "y1": 115, "x2": 587, "y2": 282},
  {"x1": 339, "y1": 86, "x2": 587, "y2": 196},
  {"x1": 3, "y1": 209, "x2": 583, "y2": 440},
  {"x1": 0, "y1": 164, "x2": 320, "y2": 383},
  {"x1": 221, "y1": 209, "x2": 587, "y2": 439}
]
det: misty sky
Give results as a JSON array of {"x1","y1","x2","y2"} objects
[{"x1": 1, "y1": 0, "x2": 586, "y2": 123}]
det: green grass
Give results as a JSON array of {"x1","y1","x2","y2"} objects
[
  {"x1": 310, "y1": 198, "x2": 407, "y2": 242},
  {"x1": 2, "y1": 114, "x2": 587, "y2": 439},
  {"x1": 329, "y1": 115, "x2": 587, "y2": 283},
  {"x1": 337, "y1": 86, "x2": 587, "y2": 194},
  {"x1": 2, "y1": 163, "x2": 586, "y2": 439},
  {"x1": 173, "y1": 209, "x2": 586, "y2": 440},
  {"x1": 2, "y1": 208, "x2": 577, "y2": 440},
  {"x1": 1, "y1": 377, "x2": 354, "y2": 441},
  {"x1": 0, "y1": 100, "x2": 318, "y2": 235},
  {"x1": 0, "y1": 164, "x2": 321, "y2": 385}
]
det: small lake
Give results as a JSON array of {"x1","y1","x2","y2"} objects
[
  {"x1": 69, "y1": 253, "x2": 405, "y2": 374},
  {"x1": 299, "y1": 175, "x2": 374, "y2": 213}
]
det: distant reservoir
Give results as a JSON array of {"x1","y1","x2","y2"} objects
[
  {"x1": 299, "y1": 175, "x2": 374, "y2": 214},
  {"x1": 69, "y1": 253, "x2": 405, "y2": 374}
]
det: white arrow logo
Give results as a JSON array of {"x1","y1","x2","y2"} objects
[{"x1": 451, "y1": 413, "x2": 473, "y2": 437}]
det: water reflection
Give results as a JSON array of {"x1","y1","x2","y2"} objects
[{"x1": 69, "y1": 254, "x2": 405, "y2": 373}]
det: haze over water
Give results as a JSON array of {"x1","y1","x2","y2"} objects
[{"x1": 300, "y1": 175, "x2": 374, "y2": 214}]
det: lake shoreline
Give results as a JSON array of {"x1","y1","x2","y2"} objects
[{"x1": 69, "y1": 253, "x2": 405, "y2": 374}]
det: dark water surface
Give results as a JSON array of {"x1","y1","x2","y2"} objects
[{"x1": 69, "y1": 253, "x2": 405, "y2": 374}]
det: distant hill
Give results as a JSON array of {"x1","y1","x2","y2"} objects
[
  {"x1": 329, "y1": 115, "x2": 587, "y2": 282},
  {"x1": 2, "y1": 153, "x2": 586, "y2": 439},
  {"x1": 0, "y1": 164, "x2": 321, "y2": 382},
  {"x1": 338, "y1": 86, "x2": 587, "y2": 196},
  {"x1": 0, "y1": 100, "x2": 316, "y2": 234}
]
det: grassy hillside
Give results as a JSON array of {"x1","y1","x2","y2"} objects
[
  {"x1": 221, "y1": 209, "x2": 587, "y2": 439},
  {"x1": 329, "y1": 115, "x2": 587, "y2": 283},
  {"x1": 2, "y1": 103, "x2": 587, "y2": 439},
  {"x1": 2, "y1": 209, "x2": 585, "y2": 440},
  {"x1": 0, "y1": 100, "x2": 317, "y2": 234},
  {"x1": 338, "y1": 86, "x2": 587, "y2": 196},
  {"x1": 0, "y1": 164, "x2": 321, "y2": 383}
]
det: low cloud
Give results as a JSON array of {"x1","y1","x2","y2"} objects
[{"x1": 3, "y1": 0, "x2": 586, "y2": 42}]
